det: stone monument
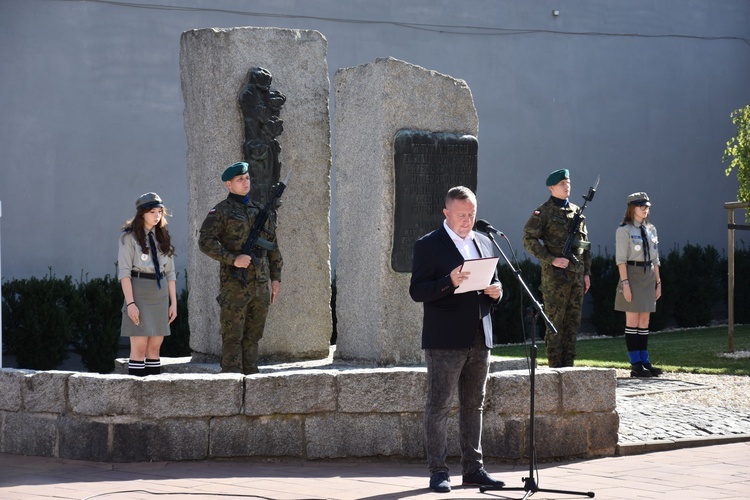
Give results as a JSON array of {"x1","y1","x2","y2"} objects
[
  {"x1": 180, "y1": 27, "x2": 331, "y2": 362},
  {"x1": 334, "y1": 57, "x2": 479, "y2": 365}
]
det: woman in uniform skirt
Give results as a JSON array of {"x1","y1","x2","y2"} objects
[
  {"x1": 118, "y1": 192, "x2": 177, "y2": 376},
  {"x1": 615, "y1": 192, "x2": 663, "y2": 378}
]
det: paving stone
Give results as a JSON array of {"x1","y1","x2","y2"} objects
[{"x1": 616, "y1": 377, "x2": 750, "y2": 444}]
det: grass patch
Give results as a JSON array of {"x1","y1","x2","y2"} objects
[{"x1": 491, "y1": 325, "x2": 750, "y2": 376}]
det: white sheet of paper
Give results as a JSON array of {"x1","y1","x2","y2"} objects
[{"x1": 454, "y1": 257, "x2": 500, "y2": 293}]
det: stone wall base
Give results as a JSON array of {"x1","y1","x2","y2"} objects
[{"x1": 0, "y1": 366, "x2": 618, "y2": 463}]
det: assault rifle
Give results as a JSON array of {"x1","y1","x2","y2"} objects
[
  {"x1": 561, "y1": 175, "x2": 599, "y2": 264},
  {"x1": 233, "y1": 170, "x2": 292, "y2": 285}
]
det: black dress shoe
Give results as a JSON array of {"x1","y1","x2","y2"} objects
[
  {"x1": 642, "y1": 363, "x2": 663, "y2": 376},
  {"x1": 429, "y1": 471, "x2": 451, "y2": 493},
  {"x1": 462, "y1": 468, "x2": 505, "y2": 488},
  {"x1": 630, "y1": 362, "x2": 653, "y2": 378}
]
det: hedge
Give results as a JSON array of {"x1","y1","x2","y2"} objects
[
  {"x1": 2, "y1": 269, "x2": 190, "y2": 372},
  {"x1": 1, "y1": 244, "x2": 746, "y2": 368}
]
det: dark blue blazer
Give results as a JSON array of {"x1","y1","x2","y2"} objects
[{"x1": 409, "y1": 225, "x2": 500, "y2": 349}]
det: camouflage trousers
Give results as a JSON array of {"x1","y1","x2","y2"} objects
[
  {"x1": 217, "y1": 279, "x2": 271, "y2": 374},
  {"x1": 540, "y1": 267, "x2": 585, "y2": 368}
]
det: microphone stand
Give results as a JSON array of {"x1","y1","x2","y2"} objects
[{"x1": 478, "y1": 229, "x2": 594, "y2": 499}]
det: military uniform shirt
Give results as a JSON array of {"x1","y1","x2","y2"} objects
[
  {"x1": 198, "y1": 195, "x2": 282, "y2": 283},
  {"x1": 522, "y1": 196, "x2": 591, "y2": 276}
]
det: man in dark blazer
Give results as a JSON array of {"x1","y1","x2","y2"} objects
[{"x1": 410, "y1": 186, "x2": 506, "y2": 493}]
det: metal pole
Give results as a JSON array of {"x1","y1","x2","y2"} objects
[
  {"x1": 0, "y1": 200, "x2": 3, "y2": 368},
  {"x1": 725, "y1": 200, "x2": 750, "y2": 354},
  {"x1": 727, "y1": 205, "x2": 735, "y2": 353}
]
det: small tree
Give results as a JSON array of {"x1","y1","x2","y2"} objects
[{"x1": 724, "y1": 104, "x2": 750, "y2": 218}]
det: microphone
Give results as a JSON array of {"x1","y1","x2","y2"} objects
[{"x1": 475, "y1": 219, "x2": 503, "y2": 236}]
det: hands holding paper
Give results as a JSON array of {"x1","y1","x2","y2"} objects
[
  {"x1": 449, "y1": 265, "x2": 469, "y2": 288},
  {"x1": 450, "y1": 263, "x2": 503, "y2": 299},
  {"x1": 484, "y1": 282, "x2": 503, "y2": 300}
]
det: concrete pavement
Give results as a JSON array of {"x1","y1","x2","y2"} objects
[
  {"x1": 2, "y1": 374, "x2": 750, "y2": 499},
  {"x1": 1, "y1": 442, "x2": 749, "y2": 499}
]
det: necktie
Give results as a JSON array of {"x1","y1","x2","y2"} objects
[
  {"x1": 148, "y1": 231, "x2": 162, "y2": 289},
  {"x1": 639, "y1": 224, "x2": 650, "y2": 273}
]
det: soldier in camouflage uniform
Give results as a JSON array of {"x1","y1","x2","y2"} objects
[
  {"x1": 522, "y1": 169, "x2": 591, "y2": 368},
  {"x1": 198, "y1": 162, "x2": 283, "y2": 374}
]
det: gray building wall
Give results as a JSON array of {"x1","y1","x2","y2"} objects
[{"x1": 1, "y1": 0, "x2": 748, "y2": 285}]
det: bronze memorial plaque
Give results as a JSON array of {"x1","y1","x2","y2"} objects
[{"x1": 392, "y1": 130, "x2": 478, "y2": 272}]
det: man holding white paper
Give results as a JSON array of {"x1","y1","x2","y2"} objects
[{"x1": 409, "y1": 186, "x2": 505, "y2": 493}]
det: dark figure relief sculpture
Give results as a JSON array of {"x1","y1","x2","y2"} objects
[{"x1": 238, "y1": 67, "x2": 286, "y2": 205}]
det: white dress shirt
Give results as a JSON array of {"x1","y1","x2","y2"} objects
[{"x1": 443, "y1": 221, "x2": 481, "y2": 260}]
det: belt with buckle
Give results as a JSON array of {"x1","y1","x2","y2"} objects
[
  {"x1": 131, "y1": 271, "x2": 157, "y2": 280},
  {"x1": 626, "y1": 260, "x2": 652, "y2": 267}
]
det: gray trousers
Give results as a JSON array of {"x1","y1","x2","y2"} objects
[{"x1": 424, "y1": 331, "x2": 490, "y2": 475}]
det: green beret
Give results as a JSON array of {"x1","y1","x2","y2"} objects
[
  {"x1": 627, "y1": 192, "x2": 651, "y2": 206},
  {"x1": 545, "y1": 169, "x2": 570, "y2": 186},
  {"x1": 221, "y1": 162, "x2": 249, "y2": 182}
]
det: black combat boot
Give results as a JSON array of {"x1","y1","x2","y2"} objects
[
  {"x1": 547, "y1": 358, "x2": 563, "y2": 368},
  {"x1": 642, "y1": 362, "x2": 663, "y2": 376},
  {"x1": 630, "y1": 362, "x2": 653, "y2": 378}
]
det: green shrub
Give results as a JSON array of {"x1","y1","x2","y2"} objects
[
  {"x1": 2, "y1": 244, "x2": 740, "y2": 364},
  {"x1": 588, "y1": 253, "x2": 623, "y2": 336},
  {"x1": 72, "y1": 274, "x2": 123, "y2": 374},
  {"x1": 734, "y1": 243, "x2": 750, "y2": 324},
  {"x1": 2, "y1": 270, "x2": 193, "y2": 371},
  {"x1": 517, "y1": 257, "x2": 545, "y2": 342},
  {"x1": 650, "y1": 249, "x2": 676, "y2": 331},
  {"x1": 162, "y1": 277, "x2": 191, "y2": 357},
  {"x1": 492, "y1": 262, "x2": 524, "y2": 345},
  {"x1": 492, "y1": 256, "x2": 543, "y2": 344},
  {"x1": 2, "y1": 270, "x2": 81, "y2": 370},
  {"x1": 670, "y1": 244, "x2": 724, "y2": 327}
]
